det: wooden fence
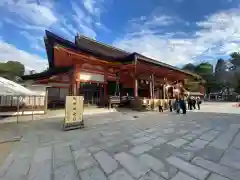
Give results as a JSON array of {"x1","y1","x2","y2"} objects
[
  {"x1": 0, "y1": 95, "x2": 47, "y2": 114},
  {"x1": 130, "y1": 98, "x2": 175, "y2": 111}
]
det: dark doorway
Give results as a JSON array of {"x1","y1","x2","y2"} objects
[{"x1": 79, "y1": 82, "x2": 102, "y2": 106}]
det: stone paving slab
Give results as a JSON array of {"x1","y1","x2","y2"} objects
[
  {"x1": 182, "y1": 133, "x2": 198, "y2": 141},
  {"x1": 207, "y1": 173, "x2": 230, "y2": 180},
  {"x1": 231, "y1": 132, "x2": 240, "y2": 149},
  {"x1": 73, "y1": 149, "x2": 97, "y2": 171},
  {"x1": 139, "y1": 153, "x2": 165, "y2": 173},
  {"x1": 192, "y1": 156, "x2": 240, "y2": 180},
  {"x1": 108, "y1": 169, "x2": 134, "y2": 180},
  {"x1": 114, "y1": 152, "x2": 150, "y2": 179},
  {"x1": 188, "y1": 139, "x2": 209, "y2": 149},
  {"x1": 53, "y1": 145, "x2": 73, "y2": 168},
  {"x1": 146, "y1": 137, "x2": 167, "y2": 147},
  {"x1": 197, "y1": 145, "x2": 224, "y2": 162},
  {"x1": 129, "y1": 144, "x2": 153, "y2": 155},
  {"x1": 171, "y1": 171, "x2": 197, "y2": 180},
  {"x1": 4, "y1": 157, "x2": 31, "y2": 180},
  {"x1": 79, "y1": 166, "x2": 107, "y2": 180},
  {"x1": 28, "y1": 160, "x2": 52, "y2": 180},
  {"x1": 167, "y1": 138, "x2": 189, "y2": 148},
  {"x1": 220, "y1": 148, "x2": 240, "y2": 169},
  {"x1": 54, "y1": 163, "x2": 79, "y2": 180},
  {"x1": 139, "y1": 171, "x2": 165, "y2": 180},
  {"x1": 167, "y1": 156, "x2": 210, "y2": 180},
  {"x1": 210, "y1": 126, "x2": 239, "y2": 150},
  {"x1": 94, "y1": 151, "x2": 118, "y2": 174},
  {"x1": 0, "y1": 107, "x2": 240, "y2": 180},
  {"x1": 0, "y1": 154, "x2": 14, "y2": 177}
]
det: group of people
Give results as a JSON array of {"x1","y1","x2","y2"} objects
[
  {"x1": 187, "y1": 96, "x2": 201, "y2": 110},
  {"x1": 168, "y1": 96, "x2": 202, "y2": 114}
]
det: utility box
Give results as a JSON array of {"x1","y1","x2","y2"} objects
[{"x1": 63, "y1": 96, "x2": 84, "y2": 130}]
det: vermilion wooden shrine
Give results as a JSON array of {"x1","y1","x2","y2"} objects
[{"x1": 22, "y1": 31, "x2": 202, "y2": 107}]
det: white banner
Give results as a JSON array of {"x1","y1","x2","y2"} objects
[{"x1": 79, "y1": 72, "x2": 104, "y2": 82}]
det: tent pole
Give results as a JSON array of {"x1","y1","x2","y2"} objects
[{"x1": 17, "y1": 96, "x2": 19, "y2": 124}]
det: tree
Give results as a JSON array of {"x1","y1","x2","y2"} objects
[
  {"x1": 195, "y1": 62, "x2": 213, "y2": 75},
  {"x1": 215, "y1": 58, "x2": 225, "y2": 73},
  {"x1": 230, "y1": 52, "x2": 240, "y2": 66},
  {"x1": 182, "y1": 63, "x2": 196, "y2": 72},
  {"x1": 0, "y1": 61, "x2": 25, "y2": 81}
]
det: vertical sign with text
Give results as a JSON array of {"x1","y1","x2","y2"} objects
[{"x1": 64, "y1": 96, "x2": 84, "y2": 130}]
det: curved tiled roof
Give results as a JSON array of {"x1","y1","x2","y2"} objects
[{"x1": 43, "y1": 30, "x2": 201, "y2": 79}]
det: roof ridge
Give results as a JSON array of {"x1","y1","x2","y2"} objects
[{"x1": 76, "y1": 33, "x2": 130, "y2": 54}]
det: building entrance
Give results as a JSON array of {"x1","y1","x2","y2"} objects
[{"x1": 79, "y1": 82, "x2": 103, "y2": 106}]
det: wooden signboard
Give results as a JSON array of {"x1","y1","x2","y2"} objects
[{"x1": 63, "y1": 96, "x2": 84, "y2": 130}]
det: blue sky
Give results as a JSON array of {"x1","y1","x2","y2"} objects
[{"x1": 0, "y1": 0, "x2": 240, "y2": 72}]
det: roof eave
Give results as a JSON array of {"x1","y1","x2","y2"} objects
[{"x1": 134, "y1": 53, "x2": 201, "y2": 79}]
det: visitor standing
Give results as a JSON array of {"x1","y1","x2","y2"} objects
[
  {"x1": 187, "y1": 96, "x2": 192, "y2": 110},
  {"x1": 192, "y1": 96, "x2": 196, "y2": 109},
  {"x1": 175, "y1": 98, "x2": 180, "y2": 114},
  {"x1": 196, "y1": 96, "x2": 201, "y2": 110},
  {"x1": 169, "y1": 99, "x2": 173, "y2": 112},
  {"x1": 179, "y1": 96, "x2": 186, "y2": 114}
]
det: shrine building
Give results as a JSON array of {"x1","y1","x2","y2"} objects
[{"x1": 22, "y1": 30, "x2": 202, "y2": 108}]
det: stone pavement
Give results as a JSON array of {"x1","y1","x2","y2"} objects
[{"x1": 1, "y1": 107, "x2": 240, "y2": 180}]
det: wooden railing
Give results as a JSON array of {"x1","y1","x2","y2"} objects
[
  {"x1": 0, "y1": 95, "x2": 47, "y2": 114},
  {"x1": 130, "y1": 98, "x2": 175, "y2": 111}
]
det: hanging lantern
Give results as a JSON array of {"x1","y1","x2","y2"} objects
[
  {"x1": 141, "y1": 80, "x2": 144, "y2": 84},
  {"x1": 146, "y1": 80, "x2": 149, "y2": 84}
]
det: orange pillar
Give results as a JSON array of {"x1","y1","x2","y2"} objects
[
  {"x1": 75, "y1": 64, "x2": 80, "y2": 95},
  {"x1": 134, "y1": 78, "x2": 138, "y2": 98},
  {"x1": 104, "y1": 67, "x2": 108, "y2": 105}
]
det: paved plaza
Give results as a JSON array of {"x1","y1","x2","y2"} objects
[{"x1": 0, "y1": 103, "x2": 240, "y2": 180}]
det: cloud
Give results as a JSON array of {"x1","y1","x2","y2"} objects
[
  {"x1": 83, "y1": 0, "x2": 104, "y2": 17},
  {"x1": 113, "y1": 8, "x2": 240, "y2": 67},
  {"x1": 0, "y1": 0, "x2": 109, "y2": 70},
  {"x1": 95, "y1": 22, "x2": 110, "y2": 32},
  {"x1": 0, "y1": 0, "x2": 57, "y2": 28},
  {"x1": 71, "y1": 1, "x2": 97, "y2": 38},
  {"x1": 0, "y1": 41, "x2": 48, "y2": 72},
  {"x1": 19, "y1": 31, "x2": 45, "y2": 52}
]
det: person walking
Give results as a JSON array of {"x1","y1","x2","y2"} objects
[
  {"x1": 187, "y1": 96, "x2": 192, "y2": 110},
  {"x1": 169, "y1": 99, "x2": 173, "y2": 112},
  {"x1": 196, "y1": 96, "x2": 201, "y2": 110},
  {"x1": 192, "y1": 96, "x2": 196, "y2": 109},
  {"x1": 175, "y1": 98, "x2": 180, "y2": 114},
  {"x1": 179, "y1": 96, "x2": 186, "y2": 114}
]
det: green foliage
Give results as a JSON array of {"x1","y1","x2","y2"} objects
[
  {"x1": 195, "y1": 62, "x2": 213, "y2": 75},
  {"x1": 184, "y1": 79, "x2": 200, "y2": 92},
  {"x1": 182, "y1": 63, "x2": 196, "y2": 72},
  {"x1": 0, "y1": 61, "x2": 25, "y2": 81},
  {"x1": 230, "y1": 52, "x2": 240, "y2": 66},
  {"x1": 215, "y1": 58, "x2": 225, "y2": 73},
  {"x1": 182, "y1": 51, "x2": 240, "y2": 94},
  {"x1": 234, "y1": 72, "x2": 240, "y2": 94}
]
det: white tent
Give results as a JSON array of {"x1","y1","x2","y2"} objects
[{"x1": 0, "y1": 77, "x2": 36, "y2": 96}]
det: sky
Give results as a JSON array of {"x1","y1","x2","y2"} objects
[{"x1": 0, "y1": 0, "x2": 240, "y2": 73}]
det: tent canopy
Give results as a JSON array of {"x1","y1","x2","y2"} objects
[{"x1": 0, "y1": 77, "x2": 37, "y2": 96}]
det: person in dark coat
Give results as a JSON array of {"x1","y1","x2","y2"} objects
[
  {"x1": 196, "y1": 96, "x2": 201, "y2": 110},
  {"x1": 187, "y1": 96, "x2": 192, "y2": 110},
  {"x1": 169, "y1": 99, "x2": 173, "y2": 112},
  {"x1": 175, "y1": 98, "x2": 180, "y2": 114},
  {"x1": 192, "y1": 97, "x2": 196, "y2": 109},
  {"x1": 179, "y1": 96, "x2": 186, "y2": 114},
  {"x1": 158, "y1": 104, "x2": 163, "y2": 112}
]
